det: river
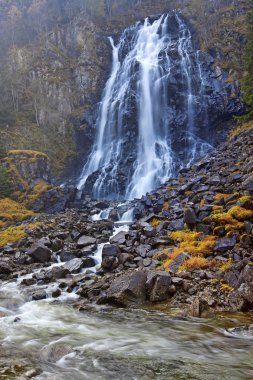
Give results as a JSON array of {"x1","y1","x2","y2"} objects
[{"x1": 1, "y1": 276, "x2": 253, "y2": 379}]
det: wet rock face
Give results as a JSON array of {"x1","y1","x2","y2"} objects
[{"x1": 80, "y1": 12, "x2": 244, "y2": 199}]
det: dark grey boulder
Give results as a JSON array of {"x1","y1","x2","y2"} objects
[
  {"x1": 169, "y1": 253, "x2": 189, "y2": 273},
  {"x1": 77, "y1": 235, "x2": 96, "y2": 248},
  {"x1": 135, "y1": 244, "x2": 151, "y2": 258},
  {"x1": 59, "y1": 251, "x2": 76, "y2": 262},
  {"x1": 214, "y1": 237, "x2": 236, "y2": 252},
  {"x1": 63, "y1": 258, "x2": 83, "y2": 273},
  {"x1": 184, "y1": 208, "x2": 197, "y2": 225},
  {"x1": 52, "y1": 288, "x2": 61, "y2": 298},
  {"x1": 110, "y1": 231, "x2": 127, "y2": 245},
  {"x1": 0, "y1": 263, "x2": 12, "y2": 275},
  {"x1": 82, "y1": 257, "x2": 96, "y2": 268},
  {"x1": 143, "y1": 258, "x2": 152, "y2": 267},
  {"x1": 102, "y1": 271, "x2": 147, "y2": 307},
  {"x1": 108, "y1": 209, "x2": 119, "y2": 221},
  {"x1": 28, "y1": 243, "x2": 51, "y2": 263},
  {"x1": 169, "y1": 219, "x2": 184, "y2": 231},
  {"x1": 143, "y1": 226, "x2": 156, "y2": 237},
  {"x1": 146, "y1": 271, "x2": 172, "y2": 302},
  {"x1": 102, "y1": 244, "x2": 120, "y2": 257},
  {"x1": 50, "y1": 266, "x2": 70, "y2": 280},
  {"x1": 242, "y1": 175, "x2": 253, "y2": 192},
  {"x1": 32, "y1": 290, "x2": 47, "y2": 301}
]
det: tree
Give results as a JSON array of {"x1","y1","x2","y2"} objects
[
  {"x1": 0, "y1": 164, "x2": 13, "y2": 198},
  {"x1": 240, "y1": 6, "x2": 253, "y2": 121}
]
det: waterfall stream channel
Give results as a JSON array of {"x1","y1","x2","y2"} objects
[{"x1": 0, "y1": 210, "x2": 253, "y2": 379}]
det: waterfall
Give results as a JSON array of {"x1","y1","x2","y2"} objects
[{"x1": 77, "y1": 12, "x2": 213, "y2": 200}]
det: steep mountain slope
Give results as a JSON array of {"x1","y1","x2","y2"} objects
[{"x1": 0, "y1": 0, "x2": 251, "y2": 180}]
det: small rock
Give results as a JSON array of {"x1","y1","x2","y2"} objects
[
  {"x1": 242, "y1": 176, "x2": 253, "y2": 192},
  {"x1": 82, "y1": 257, "x2": 96, "y2": 268},
  {"x1": 169, "y1": 253, "x2": 189, "y2": 273},
  {"x1": 40, "y1": 343, "x2": 73, "y2": 363},
  {"x1": 184, "y1": 208, "x2": 196, "y2": 226},
  {"x1": 32, "y1": 290, "x2": 47, "y2": 301},
  {"x1": 52, "y1": 288, "x2": 61, "y2": 298},
  {"x1": 143, "y1": 258, "x2": 152, "y2": 267},
  {"x1": 189, "y1": 297, "x2": 210, "y2": 318},
  {"x1": 169, "y1": 219, "x2": 184, "y2": 231},
  {"x1": 21, "y1": 278, "x2": 36, "y2": 286},
  {"x1": 0, "y1": 263, "x2": 12, "y2": 275}
]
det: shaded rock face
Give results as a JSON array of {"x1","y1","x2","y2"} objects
[
  {"x1": 3, "y1": 151, "x2": 50, "y2": 189},
  {"x1": 79, "y1": 12, "x2": 243, "y2": 200}
]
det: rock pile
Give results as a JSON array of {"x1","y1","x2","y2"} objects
[{"x1": 0, "y1": 127, "x2": 252, "y2": 315}]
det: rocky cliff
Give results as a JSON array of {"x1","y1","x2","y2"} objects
[{"x1": 0, "y1": 0, "x2": 251, "y2": 180}]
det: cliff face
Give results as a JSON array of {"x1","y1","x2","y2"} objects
[
  {"x1": 0, "y1": 0, "x2": 250, "y2": 180},
  {"x1": 0, "y1": 15, "x2": 111, "y2": 177}
]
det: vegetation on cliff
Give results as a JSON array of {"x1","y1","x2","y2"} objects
[
  {"x1": 240, "y1": 6, "x2": 253, "y2": 122},
  {"x1": 0, "y1": 0, "x2": 251, "y2": 179}
]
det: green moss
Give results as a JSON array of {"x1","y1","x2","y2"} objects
[
  {"x1": 0, "y1": 198, "x2": 36, "y2": 227},
  {"x1": 0, "y1": 164, "x2": 13, "y2": 198},
  {"x1": 0, "y1": 223, "x2": 39, "y2": 247}
]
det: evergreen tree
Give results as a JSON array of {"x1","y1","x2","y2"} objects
[
  {"x1": 0, "y1": 164, "x2": 13, "y2": 198},
  {"x1": 240, "y1": 6, "x2": 253, "y2": 121}
]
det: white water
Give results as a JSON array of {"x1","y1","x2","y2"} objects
[
  {"x1": 1, "y1": 276, "x2": 253, "y2": 379},
  {"x1": 120, "y1": 208, "x2": 134, "y2": 222},
  {"x1": 77, "y1": 13, "x2": 212, "y2": 200},
  {"x1": 91, "y1": 208, "x2": 112, "y2": 221}
]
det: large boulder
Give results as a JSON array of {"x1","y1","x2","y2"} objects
[
  {"x1": 146, "y1": 271, "x2": 172, "y2": 302},
  {"x1": 63, "y1": 258, "x2": 83, "y2": 273},
  {"x1": 77, "y1": 235, "x2": 96, "y2": 248},
  {"x1": 101, "y1": 271, "x2": 147, "y2": 307},
  {"x1": 229, "y1": 264, "x2": 253, "y2": 311},
  {"x1": 214, "y1": 237, "x2": 236, "y2": 253},
  {"x1": 102, "y1": 244, "x2": 120, "y2": 257},
  {"x1": 49, "y1": 266, "x2": 70, "y2": 280},
  {"x1": 110, "y1": 231, "x2": 127, "y2": 245},
  {"x1": 28, "y1": 242, "x2": 51, "y2": 263}
]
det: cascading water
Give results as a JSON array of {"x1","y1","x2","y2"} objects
[{"x1": 78, "y1": 12, "x2": 213, "y2": 200}]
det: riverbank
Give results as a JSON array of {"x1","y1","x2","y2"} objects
[{"x1": 0, "y1": 125, "x2": 253, "y2": 319}]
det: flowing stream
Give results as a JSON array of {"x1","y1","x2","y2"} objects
[
  {"x1": 0, "y1": 217, "x2": 253, "y2": 379},
  {"x1": 77, "y1": 12, "x2": 212, "y2": 200},
  {"x1": 1, "y1": 277, "x2": 253, "y2": 379}
]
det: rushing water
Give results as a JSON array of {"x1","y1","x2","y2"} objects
[
  {"x1": 77, "y1": 12, "x2": 212, "y2": 200},
  {"x1": 0, "y1": 220, "x2": 252, "y2": 378},
  {"x1": 1, "y1": 277, "x2": 253, "y2": 380},
  {"x1": 0, "y1": 219, "x2": 253, "y2": 379},
  {"x1": 0, "y1": 221, "x2": 253, "y2": 379}
]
